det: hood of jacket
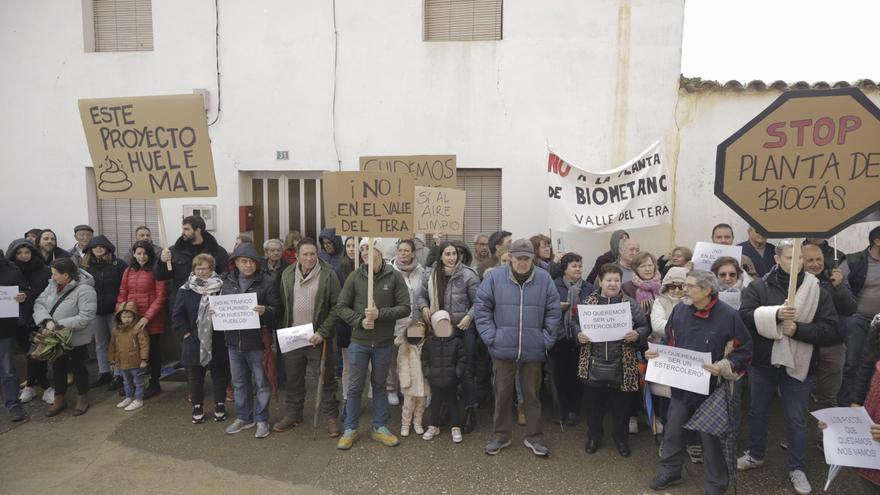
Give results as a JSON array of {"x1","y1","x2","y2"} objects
[
  {"x1": 114, "y1": 300, "x2": 140, "y2": 324},
  {"x1": 229, "y1": 242, "x2": 261, "y2": 264},
  {"x1": 6, "y1": 238, "x2": 46, "y2": 272},
  {"x1": 450, "y1": 240, "x2": 473, "y2": 267},
  {"x1": 318, "y1": 228, "x2": 344, "y2": 257},
  {"x1": 85, "y1": 235, "x2": 116, "y2": 255},
  {"x1": 609, "y1": 230, "x2": 628, "y2": 259}
]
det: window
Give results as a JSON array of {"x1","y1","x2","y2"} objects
[
  {"x1": 452, "y1": 169, "x2": 502, "y2": 243},
  {"x1": 251, "y1": 175, "x2": 324, "y2": 255},
  {"x1": 91, "y1": 0, "x2": 154, "y2": 52},
  {"x1": 97, "y1": 198, "x2": 160, "y2": 256},
  {"x1": 424, "y1": 0, "x2": 503, "y2": 41}
]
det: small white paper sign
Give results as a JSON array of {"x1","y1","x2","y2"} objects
[
  {"x1": 0, "y1": 286, "x2": 19, "y2": 318},
  {"x1": 209, "y1": 293, "x2": 260, "y2": 331},
  {"x1": 578, "y1": 302, "x2": 632, "y2": 343},
  {"x1": 645, "y1": 343, "x2": 713, "y2": 395},
  {"x1": 718, "y1": 291, "x2": 742, "y2": 310},
  {"x1": 811, "y1": 407, "x2": 880, "y2": 470},
  {"x1": 277, "y1": 324, "x2": 315, "y2": 354},
  {"x1": 692, "y1": 242, "x2": 742, "y2": 272}
]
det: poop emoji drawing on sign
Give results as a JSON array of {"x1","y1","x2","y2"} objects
[{"x1": 97, "y1": 155, "x2": 133, "y2": 193}]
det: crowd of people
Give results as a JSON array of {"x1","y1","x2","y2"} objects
[{"x1": 1, "y1": 218, "x2": 879, "y2": 494}]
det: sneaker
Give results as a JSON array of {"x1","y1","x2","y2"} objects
[
  {"x1": 372, "y1": 426, "x2": 400, "y2": 446},
  {"x1": 336, "y1": 429, "x2": 359, "y2": 450},
  {"x1": 19, "y1": 386, "x2": 35, "y2": 403},
  {"x1": 192, "y1": 405, "x2": 205, "y2": 424},
  {"x1": 523, "y1": 438, "x2": 550, "y2": 457},
  {"x1": 780, "y1": 440, "x2": 788, "y2": 450},
  {"x1": 653, "y1": 419, "x2": 664, "y2": 435},
  {"x1": 629, "y1": 416, "x2": 639, "y2": 434},
  {"x1": 387, "y1": 392, "x2": 400, "y2": 406},
  {"x1": 124, "y1": 400, "x2": 144, "y2": 412},
  {"x1": 451, "y1": 427, "x2": 463, "y2": 443},
  {"x1": 255, "y1": 421, "x2": 271, "y2": 438},
  {"x1": 225, "y1": 418, "x2": 256, "y2": 434},
  {"x1": 413, "y1": 424, "x2": 424, "y2": 435},
  {"x1": 737, "y1": 451, "x2": 765, "y2": 471},
  {"x1": 649, "y1": 471, "x2": 682, "y2": 491},
  {"x1": 42, "y1": 387, "x2": 55, "y2": 404},
  {"x1": 401, "y1": 424, "x2": 410, "y2": 437},
  {"x1": 327, "y1": 418, "x2": 341, "y2": 438},
  {"x1": 9, "y1": 405, "x2": 27, "y2": 422},
  {"x1": 116, "y1": 397, "x2": 133, "y2": 409},
  {"x1": 422, "y1": 426, "x2": 440, "y2": 441},
  {"x1": 687, "y1": 444, "x2": 703, "y2": 464},
  {"x1": 484, "y1": 437, "x2": 512, "y2": 455},
  {"x1": 213, "y1": 403, "x2": 227, "y2": 422},
  {"x1": 789, "y1": 470, "x2": 812, "y2": 495}
]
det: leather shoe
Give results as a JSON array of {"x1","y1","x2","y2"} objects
[
  {"x1": 584, "y1": 438, "x2": 599, "y2": 454},
  {"x1": 272, "y1": 415, "x2": 301, "y2": 432},
  {"x1": 616, "y1": 441, "x2": 631, "y2": 458}
]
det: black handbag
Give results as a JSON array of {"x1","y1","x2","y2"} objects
[{"x1": 588, "y1": 342, "x2": 623, "y2": 385}]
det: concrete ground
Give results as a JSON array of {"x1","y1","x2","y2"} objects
[{"x1": 0, "y1": 355, "x2": 874, "y2": 495}]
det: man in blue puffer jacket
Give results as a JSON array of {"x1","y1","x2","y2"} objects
[{"x1": 475, "y1": 238, "x2": 561, "y2": 457}]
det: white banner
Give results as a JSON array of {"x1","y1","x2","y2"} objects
[
  {"x1": 811, "y1": 407, "x2": 880, "y2": 470},
  {"x1": 645, "y1": 343, "x2": 713, "y2": 395},
  {"x1": 692, "y1": 241, "x2": 743, "y2": 272},
  {"x1": 209, "y1": 293, "x2": 261, "y2": 331},
  {"x1": 546, "y1": 140, "x2": 671, "y2": 232},
  {"x1": 277, "y1": 324, "x2": 315, "y2": 354},
  {"x1": 0, "y1": 286, "x2": 19, "y2": 318},
  {"x1": 578, "y1": 302, "x2": 632, "y2": 343}
]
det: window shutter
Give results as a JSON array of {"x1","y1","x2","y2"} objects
[
  {"x1": 97, "y1": 198, "x2": 161, "y2": 256},
  {"x1": 424, "y1": 0, "x2": 503, "y2": 42},
  {"x1": 453, "y1": 169, "x2": 502, "y2": 243},
  {"x1": 94, "y1": 0, "x2": 154, "y2": 52}
]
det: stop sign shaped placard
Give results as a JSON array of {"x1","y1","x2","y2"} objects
[{"x1": 716, "y1": 88, "x2": 880, "y2": 237}]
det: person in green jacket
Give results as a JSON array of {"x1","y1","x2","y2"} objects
[{"x1": 335, "y1": 238, "x2": 411, "y2": 450}]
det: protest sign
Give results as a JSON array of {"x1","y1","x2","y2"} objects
[
  {"x1": 811, "y1": 407, "x2": 880, "y2": 470},
  {"x1": 645, "y1": 343, "x2": 713, "y2": 395},
  {"x1": 277, "y1": 324, "x2": 315, "y2": 354},
  {"x1": 692, "y1": 242, "x2": 743, "y2": 272},
  {"x1": 717, "y1": 291, "x2": 742, "y2": 310},
  {"x1": 78, "y1": 94, "x2": 217, "y2": 199},
  {"x1": 414, "y1": 186, "x2": 465, "y2": 234},
  {"x1": 208, "y1": 293, "x2": 260, "y2": 331},
  {"x1": 0, "y1": 286, "x2": 19, "y2": 318},
  {"x1": 322, "y1": 171, "x2": 415, "y2": 237},
  {"x1": 360, "y1": 155, "x2": 456, "y2": 187},
  {"x1": 716, "y1": 87, "x2": 880, "y2": 237},
  {"x1": 547, "y1": 141, "x2": 671, "y2": 232},
  {"x1": 578, "y1": 302, "x2": 632, "y2": 343}
]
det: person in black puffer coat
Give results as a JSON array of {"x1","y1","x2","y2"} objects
[
  {"x1": 421, "y1": 311, "x2": 466, "y2": 442},
  {"x1": 82, "y1": 235, "x2": 128, "y2": 389},
  {"x1": 7, "y1": 239, "x2": 52, "y2": 403},
  {"x1": 0, "y1": 256, "x2": 26, "y2": 421}
]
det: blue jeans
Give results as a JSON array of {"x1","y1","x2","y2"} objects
[
  {"x1": 120, "y1": 367, "x2": 146, "y2": 400},
  {"x1": 0, "y1": 337, "x2": 20, "y2": 410},
  {"x1": 840, "y1": 314, "x2": 872, "y2": 406},
  {"x1": 746, "y1": 365, "x2": 814, "y2": 471},
  {"x1": 90, "y1": 313, "x2": 114, "y2": 375},
  {"x1": 344, "y1": 342, "x2": 393, "y2": 431},
  {"x1": 229, "y1": 348, "x2": 271, "y2": 423}
]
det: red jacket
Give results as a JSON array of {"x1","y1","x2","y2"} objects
[{"x1": 116, "y1": 267, "x2": 168, "y2": 335}]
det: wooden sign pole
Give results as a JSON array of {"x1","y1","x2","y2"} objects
[
  {"x1": 155, "y1": 199, "x2": 173, "y2": 271},
  {"x1": 786, "y1": 239, "x2": 803, "y2": 305},
  {"x1": 353, "y1": 237, "x2": 360, "y2": 271},
  {"x1": 367, "y1": 237, "x2": 375, "y2": 309}
]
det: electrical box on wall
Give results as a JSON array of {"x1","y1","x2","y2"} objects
[
  {"x1": 183, "y1": 205, "x2": 217, "y2": 231},
  {"x1": 239, "y1": 205, "x2": 254, "y2": 232}
]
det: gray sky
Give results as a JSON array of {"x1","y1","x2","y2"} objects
[{"x1": 682, "y1": 0, "x2": 878, "y2": 83}]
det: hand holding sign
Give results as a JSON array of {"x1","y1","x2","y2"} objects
[
  {"x1": 692, "y1": 242, "x2": 742, "y2": 272},
  {"x1": 578, "y1": 303, "x2": 632, "y2": 342},
  {"x1": 811, "y1": 407, "x2": 880, "y2": 470},
  {"x1": 0, "y1": 287, "x2": 20, "y2": 318},
  {"x1": 208, "y1": 293, "x2": 260, "y2": 331}
]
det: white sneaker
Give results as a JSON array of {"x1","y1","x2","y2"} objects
[
  {"x1": 654, "y1": 419, "x2": 664, "y2": 435},
  {"x1": 387, "y1": 392, "x2": 400, "y2": 406},
  {"x1": 736, "y1": 451, "x2": 765, "y2": 471},
  {"x1": 414, "y1": 424, "x2": 425, "y2": 435},
  {"x1": 42, "y1": 387, "x2": 55, "y2": 404},
  {"x1": 19, "y1": 386, "x2": 35, "y2": 403},
  {"x1": 422, "y1": 426, "x2": 440, "y2": 440},
  {"x1": 451, "y1": 427, "x2": 463, "y2": 443},
  {"x1": 117, "y1": 397, "x2": 133, "y2": 408},
  {"x1": 629, "y1": 416, "x2": 639, "y2": 434},
  {"x1": 124, "y1": 400, "x2": 144, "y2": 412},
  {"x1": 401, "y1": 425, "x2": 410, "y2": 437},
  {"x1": 789, "y1": 470, "x2": 812, "y2": 495}
]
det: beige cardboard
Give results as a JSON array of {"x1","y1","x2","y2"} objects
[
  {"x1": 359, "y1": 155, "x2": 457, "y2": 187},
  {"x1": 322, "y1": 171, "x2": 415, "y2": 237},
  {"x1": 414, "y1": 186, "x2": 465, "y2": 234},
  {"x1": 78, "y1": 94, "x2": 217, "y2": 199}
]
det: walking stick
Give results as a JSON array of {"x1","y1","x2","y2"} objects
[{"x1": 313, "y1": 339, "x2": 328, "y2": 440}]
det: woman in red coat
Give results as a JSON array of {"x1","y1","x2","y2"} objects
[{"x1": 117, "y1": 240, "x2": 168, "y2": 399}]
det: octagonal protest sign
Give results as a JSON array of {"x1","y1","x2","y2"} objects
[{"x1": 715, "y1": 88, "x2": 880, "y2": 237}]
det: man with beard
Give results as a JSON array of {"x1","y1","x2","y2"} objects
[
  {"x1": 711, "y1": 224, "x2": 758, "y2": 278},
  {"x1": 472, "y1": 233, "x2": 491, "y2": 269},
  {"x1": 37, "y1": 229, "x2": 70, "y2": 265},
  {"x1": 156, "y1": 216, "x2": 229, "y2": 301}
]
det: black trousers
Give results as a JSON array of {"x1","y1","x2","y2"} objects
[
  {"x1": 186, "y1": 348, "x2": 231, "y2": 407},
  {"x1": 583, "y1": 385, "x2": 636, "y2": 444},
  {"x1": 16, "y1": 330, "x2": 50, "y2": 389},
  {"x1": 551, "y1": 340, "x2": 582, "y2": 415},
  {"x1": 147, "y1": 334, "x2": 162, "y2": 387},
  {"x1": 53, "y1": 345, "x2": 89, "y2": 395},
  {"x1": 431, "y1": 384, "x2": 461, "y2": 428}
]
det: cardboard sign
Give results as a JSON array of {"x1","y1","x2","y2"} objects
[
  {"x1": 811, "y1": 407, "x2": 880, "y2": 470},
  {"x1": 359, "y1": 155, "x2": 457, "y2": 187},
  {"x1": 718, "y1": 291, "x2": 742, "y2": 310},
  {"x1": 0, "y1": 286, "x2": 19, "y2": 318},
  {"x1": 716, "y1": 88, "x2": 880, "y2": 237},
  {"x1": 645, "y1": 343, "x2": 713, "y2": 395},
  {"x1": 578, "y1": 302, "x2": 632, "y2": 342},
  {"x1": 78, "y1": 94, "x2": 217, "y2": 199},
  {"x1": 414, "y1": 186, "x2": 465, "y2": 234},
  {"x1": 547, "y1": 141, "x2": 671, "y2": 232},
  {"x1": 208, "y1": 293, "x2": 260, "y2": 331},
  {"x1": 692, "y1": 242, "x2": 742, "y2": 272},
  {"x1": 322, "y1": 171, "x2": 415, "y2": 237},
  {"x1": 277, "y1": 324, "x2": 315, "y2": 354}
]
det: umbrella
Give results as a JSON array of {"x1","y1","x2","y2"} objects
[
  {"x1": 313, "y1": 339, "x2": 328, "y2": 439},
  {"x1": 684, "y1": 378, "x2": 737, "y2": 487},
  {"x1": 644, "y1": 384, "x2": 658, "y2": 437},
  {"x1": 260, "y1": 327, "x2": 278, "y2": 394}
]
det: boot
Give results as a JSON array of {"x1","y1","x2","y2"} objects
[
  {"x1": 72, "y1": 394, "x2": 89, "y2": 416},
  {"x1": 462, "y1": 405, "x2": 477, "y2": 434},
  {"x1": 45, "y1": 395, "x2": 67, "y2": 417},
  {"x1": 516, "y1": 402, "x2": 526, "y2": 426}
]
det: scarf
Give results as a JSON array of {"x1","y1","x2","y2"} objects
[
  {"x1": 631, "y1": 272, "x2": 660, "y2": 315},
  {"x1": 180, "y1": 272, "x2": 224, "y2": 366},
  {"x1": 562, "y1": 277, "x2": 583, "y2": 340},
  {"x1": 429, "y1": 263, "x2": 459, "y2": 314},
  {"x1": 394, "y1": 257, "x2": 417, "y2": 274}
]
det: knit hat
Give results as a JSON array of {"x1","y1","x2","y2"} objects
[
  {"x1": 509, "y1": 238, "x2": 534, "y2": 259},
  {"x1": 74, "y1": 224, "x2": 94, "y2": 234},
  {"x1": 430, "y1": 310, "x2": 452, "y2": 338},
  {"x1": 358, "y1": 237, "x2": 385, "y2": 255},
  {"x1": 662, "y1": 266, "x2": 688, "y2": 286}
]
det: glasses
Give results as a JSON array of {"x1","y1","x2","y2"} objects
[
  {"x1": 667, "y1": 283, "x2": 685, "y2": 290},
  {"x1": 683, "y1": 283, "x2": 698, "y2": 289},
  {"x1": 194, "y1": 266, "x2": 212, "y2": 272}
]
